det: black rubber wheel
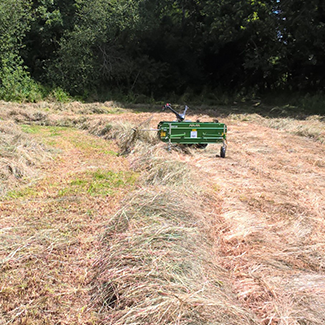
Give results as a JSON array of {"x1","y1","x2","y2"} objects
[{"x1": 220, "y1": 146, "x2": 226, "y2": 158}]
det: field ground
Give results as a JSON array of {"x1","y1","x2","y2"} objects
[{"x1": 0, "y1": 101, "x2": 325, "y2": 324}]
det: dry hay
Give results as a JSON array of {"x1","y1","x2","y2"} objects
[
  {"x1": 191, "y1": 119, "x2": 325, "y2": 324},
  {"x1": 100, "y1": 118, "x2": 197, "y2": 157},
  {"x1": 265, "y1": 115, "x2": 325, "y2": 144},
  {"x1": 91, "y1": 187, "x2": 256, "y2": 325},
  {"x1": 0, "y1": 104, "x2": 48, "y2": 124},
  {"x1": 85, "y1": 117, "x2": 160, "y2": 155},
  {"x1": 129, "y1": 142, "x2": 193, "y2": 186},
  {"x1": 90, "y1": 136, "x2": 257, "y2": 324},
  {"x1": 2, "y1": 101, "x2": 325, "y2": 323},
  {"x1": 0, "y1": 121, "x2": 52, "y2": 196},
  {"x1": 228, "y1": 113, "x2": 325, "y2": 144},
  {"x1": 0, "y1": 101, "x2": 127, "y2": 131}
]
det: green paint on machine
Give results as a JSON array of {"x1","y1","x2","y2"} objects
[{"x1": 158, "y1": 104, "x2": 227, "y2": 157}]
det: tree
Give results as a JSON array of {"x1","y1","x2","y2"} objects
[
  {"x1": 48, "y1": 0, "x2": 142, "y2": 95},
  {"x1": 22, "y1": 0, "x2": 76, "y2": 81},
  {"x1": 2, "y1": 0, "x2": 324, "y2": 101},
  {"x1": 0, "y1": 0, "x2": 39, "y2": 101},
  {"x1": 201, "y1": 0, "x2": 284, "y2": 91},
  {"x1": 276, "y1": 0, "x2": 325, "y2": 90}
]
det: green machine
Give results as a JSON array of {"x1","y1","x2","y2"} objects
[{"x1": 158, "y1": 104, "x2": 227, "y2": 158}]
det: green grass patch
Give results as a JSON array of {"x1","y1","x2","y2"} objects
[
  {"x1": 107, "y1": 107, "x2": 125, "y2": 114},
  {"x1": 20, "y1": 124, "x2": 70, "y2": 149},
  {"x1": 20, "y1": 125, "x2": 119, "y2": 153},
  {"x1": 58, "y1": 169, "x2": 138, "y2": 197},
  {"x1": 21, "y1": 124, "x2": 66, "y2": 137},
  {"x1": 6, "y1": 186, "x2": 40, "y2": 199},
  {"x1": 103, "y1": 149, "x2": 118, "y2": 156},
  {"x1": 20, "y1": 124, "x2": 43, "y2": 134},
  {"x1": 68, "y1": 134, "x2": 117, "y2": 155}
]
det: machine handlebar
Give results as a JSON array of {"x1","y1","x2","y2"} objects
[{"x1": 162, "y1": 103, "x2": 188, "y2": 122}]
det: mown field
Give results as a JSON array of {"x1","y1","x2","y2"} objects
[{"x1": 1, "y1": 101, "x2": 325, "y2": 324}]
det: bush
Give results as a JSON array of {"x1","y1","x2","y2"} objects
[
  {"x1": 46, "y1": 87, "x2": 71, "y2": 103},
  {"x1": 0, "y1": 54, "x2": 44, "y2": 102}
]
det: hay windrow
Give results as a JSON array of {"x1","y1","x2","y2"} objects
[
  {"x1": 91, "y1": 188, "x2": 256, "y2": 325},
  {"x1": 228, "y1": 113, "x2": 325, "y2": 144},
  {"x1": 0, "y1": 121, "x2": 53, "y2": 197},
  {"x1": 91, "y1": 135, "x2": 257, "y2": 324}
]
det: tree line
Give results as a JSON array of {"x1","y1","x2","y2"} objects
[{"x1": 1, "y1": 0, "x2": 325, "y2": 103}]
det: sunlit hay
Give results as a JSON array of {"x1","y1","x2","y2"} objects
[
  {"x1": 107, "y1": 119, "x2": 195, "y2": 157},
  {"x1": 267, "y1": 117, "x2": 325, "y2": 143},
  {"x1": 128, "y1": 141, "x2": 193, "y2": 186},
  {"x1": 232, "y1": 263, "x2": 325, "y2": 324},
  {"x1": 207, "y1": 123, "x2": 325, "y2": 324},
  {"x1": 287, "y1": 274, "x2": 325, "y2": 323},
  {"x1": 116, "y1": 124, "x2": 140, "y2": 155},
  {"x1": 55, "y1": 101, "x2": 124, "y2": 114},
  {"x1": 90, "y1": 129, "x2": 256, "y2": 323},
  {"x1": 82, "y1": 118, "x2": 113, "y2": 137},
  {"x1": 228, "y1": 113, "x2": 264, "y2": 123},
  {"x1": 97, "y1": 118, "x2": 160, "y2": 155},
  {"x1": 139, "y1": 157, "x2": 191, "y2": 186},
  {"x1": 92, "y1": 187, "x2": 257, "y2": 325},
  {"x1": 0, "y1": 121, "x2": 52, "y2": 196},
  {"x1": 5, "y1": 106, "x2": 48, "y2": 124},
  {"x1": 0, "y1": 102, "x2": 126, "y2": 130},
  {"x1": 228, "y1": 113, "x2": 325, "y2": 143}
]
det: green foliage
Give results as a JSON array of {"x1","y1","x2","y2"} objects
[
  {"x1": 0, "y1": 0, "x2": 325, "y2": 108},
  {"x1": 262, "y1": 91, "x2": 325, "y2": 116},
  {"x1": 48, "y1": 0, "x2": 142, "y2": 94},
  {"x1": 0, "y1": 0, "x2": 32, "y2": 53},
  {"x1": 22, "y1": 0, "x2": 74, "y2": 80},
  {"x1": 299, "y1": 94, "x2": 325, "y2": 115},
  {"x1": 47, "y1": 87, "x2": 71, "y2": 103},
  {"x1": 0, "y1": 0, "x2": 42, "y2": 101},
  {"x1": 0, "y1": 53, "x2": 43, "y2": 102},
  {"x1": 276, "y1": 1, "x2": 325, "y2": 91}
]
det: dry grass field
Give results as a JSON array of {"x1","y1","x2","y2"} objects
[{"x1": 0, "y1": 101, "x2": 325, "y2": 324}]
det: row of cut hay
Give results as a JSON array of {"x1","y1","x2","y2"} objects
[
  {"x1": 85, "y1": 117, "x2": 161, "y2": 155},
  {"x1": 200, "y1": 118, "x2": 325, "y2": 323},
  {"x1": 90, "y1": 122, "x2": 257, "y2": 324},
  {"x1": 265, "y1": 115, "x2": 325, "y2": 143},
  {"x1": 1, "y1": 106, "x2": 93, "y2": 129},
  {"x1": 0, "y1": 101, "x2": 125, "y2": 130},
  {"x1": 91, "y1": 188, "x2": 256, "y2": 324},
  {"x1": 0, "y1": 105, "x2": 49, "y2": 124},
  {"x1": 0, "y1": 100, "x2": 124, "y2": 116},
  {"x1": 0, "y1": 121, "x2": 53, "y2": 197},
  {"x1": 85, "y1": 117, "x2": 196, "y2": 158},
  {"x1": 228, "y1": 113, "x2": 325, "y2": 144}
]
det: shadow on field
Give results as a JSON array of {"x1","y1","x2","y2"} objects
[{"x1": 121, "y1": 102, "x2": 325, "y2": 120}]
